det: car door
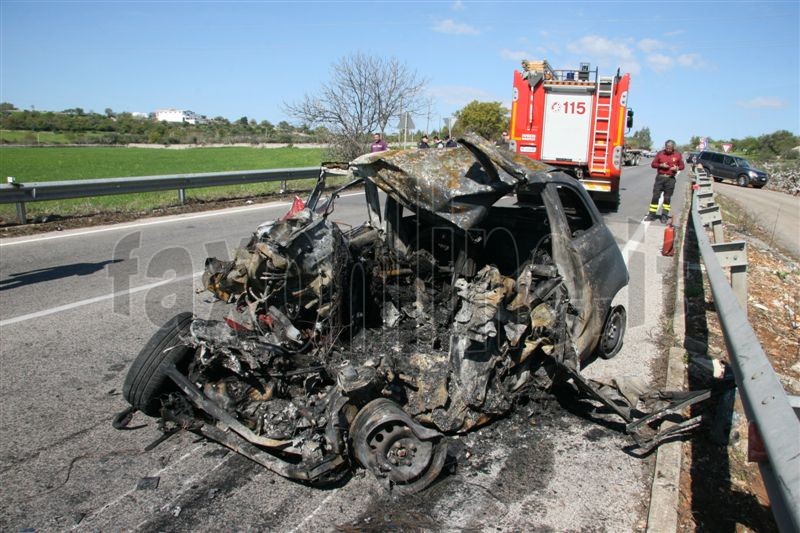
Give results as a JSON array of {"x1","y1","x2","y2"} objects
[
  {"x1": 705, "y1": 153, "x2": 723, "y2": 179},
  {"x1": 541, "y1": 181, "x2": 628, "y2": 360},
  {"x1": 721, "y1": 155, "x2": 737, "y2": 180}
]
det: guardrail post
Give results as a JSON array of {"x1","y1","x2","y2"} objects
[
  {"x1": 178, "y1": 188, "x2": 186, "y2": 205},
  {"x1": 280, "y1": 178, "x2": 287, "y2": 194},
  {"x1": 15, "y1": 201, "x2": 27, "y2": 224},
  {"x1": 698, "y1": 204, "x2": 724, "y2": 243},
  {"x1": 697, "y1": 191, "x2": 715, "y2": 208},
  {"x1": 711, "y1": 241, "x2": 748, "y2": 314},
  {"x1": 697, "y1": 182, "x2": 713, "y2": 195}
]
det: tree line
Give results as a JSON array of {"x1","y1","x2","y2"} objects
[
  {"x1": 687, "y1": 130, "x2": 798, "y2": 161},
  {"x1": 0, "y1": 103, "x2": 329, "y2": 145}
]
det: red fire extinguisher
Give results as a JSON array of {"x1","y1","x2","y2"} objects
[{"x1": 662, "y1": 219, "x2": 675, "y2": 257}]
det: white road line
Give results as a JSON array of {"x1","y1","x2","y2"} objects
[
  {"x1": 0, "y1": 192, "x2": 364, "y2": 247},
  {"x1": 133, "y1": 454, "x2": 233, "y2": 530},
  {"x1": 72, "y1": 444, "x2": 208, "y2": 531},
  {"x1": 620, "y1": 221, "x2": 648, "y2": 267},
  {"x1": 0, "y1": 271, "x2": 202, "y2": 327},
  {"x1": 289, "y1": 491, "x2": 339, "y2": 533}
]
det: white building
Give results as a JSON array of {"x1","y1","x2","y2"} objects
[{"x1": 154, "y1": 109, "x2": 206, "y2": 125}]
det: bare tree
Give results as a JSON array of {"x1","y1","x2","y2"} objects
[{"x1": 284, "y1": 53, "x2": 426, "y2": 160}]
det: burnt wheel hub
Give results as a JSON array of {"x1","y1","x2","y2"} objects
[{"x1": 370, "y1": 425, "x2": 433, "y2": 481}]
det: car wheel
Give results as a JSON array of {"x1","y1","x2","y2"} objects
[
  {"x1": 596, "y1": 305, "x2": 626, "y2": 359},
  {"x1": 713, "y1": 177, "x2": 722, "y2": 182},
  {"x1": 123, "y1": 312, "x2": 195, "y2": 416},
  {"x1": 737, "y1": 174, "x2": 749, "y2": 187}
]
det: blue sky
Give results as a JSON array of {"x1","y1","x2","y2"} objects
[{"x1": 1, "y1": 0, "x2": 798, "y2": 146}]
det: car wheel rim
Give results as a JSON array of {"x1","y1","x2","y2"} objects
[{"x1": 599, "y1": 305, "x2": 626, "y2": 358}]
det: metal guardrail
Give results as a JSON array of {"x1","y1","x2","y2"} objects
[
  {"x1": 0, "y1": 166, "x2": 321, "y2": 223},
  {"x1": 691, "y1": 168, "x2": 800, "y2": 532}
]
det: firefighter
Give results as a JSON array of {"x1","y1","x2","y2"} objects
[{"x1": 646, "y1": 140, "x2": 684, "y2": 223}]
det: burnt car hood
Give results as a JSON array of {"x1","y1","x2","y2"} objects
[{"x1": 349, "y1": 134, "x2": 555, "y2": 229}]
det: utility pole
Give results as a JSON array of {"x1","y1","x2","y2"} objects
[{"x1": 425, "y1": 101, "x2": 432, "y2": 134}]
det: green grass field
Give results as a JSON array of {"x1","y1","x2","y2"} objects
[
  {"x1": 1, "y1": 130, "x2": 82, "y2": 144},
  {"x1": 0, "y1": 146, "x2": 328, "y2": 220}
]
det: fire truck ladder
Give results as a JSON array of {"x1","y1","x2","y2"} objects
[{"x1": 590, "y1": 76, "x2": 615, "y2": 174}]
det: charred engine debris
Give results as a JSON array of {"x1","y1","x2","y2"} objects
[{"x1": 118, "y1": 133, "x2": 710, "y2": 494}]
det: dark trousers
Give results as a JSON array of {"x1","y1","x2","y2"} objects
[{"x1": 649, "y1": 174, "x2": 676, "y2": 213}]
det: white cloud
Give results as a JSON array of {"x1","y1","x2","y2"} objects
[
  {"x1": 663, "y1": 29, "x2": 685, "y2": 37},
  {"x1": 646, "y1": 51, "x2": 705, "y2": 72},
  {"x1": 499, "y1": 48, "x2": 533, "y2": 61},
  {"x1": 638, "y1": 38, "x2": 668, "y2": 53},
  {"x1": 452, "y1": 0, "x2": 464, "y2": 10},
  {"x1": 676, "y1": 53, "x2": 705, "y2": 68},
  {"x1": 427, "y1": 85, "x2": 502, "y2": 108},
  {"x1": 568, "y1": 35, "x2": 634, "y2": 60},
  {"x1": 647, "y1": 53, "x2": 674, "y2": 72},
  {"x1": 737, "y1": 97, "x2": 787, "y2": 109},
  {"x1": 567, "y1": 35, "x2": 640, "y2": 74},
  {"x1": 432, "y1": 19, "x2": 479, "y2": 35}
]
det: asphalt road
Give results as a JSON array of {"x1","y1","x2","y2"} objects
[
  {"x1": 713, "y1": 181, "x2": 800, "y2": 258},
  {"x1": 0, "y1": 161, "x2": 684, "y2": 531}
]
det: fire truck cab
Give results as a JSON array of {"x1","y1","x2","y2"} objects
[{"x1": 510, "y1": 60, "x2": 633, "y2": 210}]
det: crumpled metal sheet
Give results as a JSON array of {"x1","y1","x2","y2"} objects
[{"x1": 349, "y1": 134, "x2": 552, "y2": 229}]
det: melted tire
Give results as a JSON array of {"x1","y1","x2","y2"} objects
[{"x1": 123, "y1": 312, "x2": 195, "y2": 416}]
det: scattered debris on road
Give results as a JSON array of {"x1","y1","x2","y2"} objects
[{"x1": 136, "y1": 477, "x2": 160, "y2": 491}]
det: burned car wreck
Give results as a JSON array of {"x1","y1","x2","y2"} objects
[{"x1": 118, "y1": 134, "x2": 707, "y2": 494}]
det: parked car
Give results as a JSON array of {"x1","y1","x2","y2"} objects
[
  {"x1": 685, "y1": 151, "x2": 699, "y2": 165},
  {"x1": 696, "y1": 151, "x2": 768, "y2": 188}
]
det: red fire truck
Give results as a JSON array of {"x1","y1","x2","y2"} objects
[{"x1": 510, "y1": 60, "x2": 634, "y2": 210}]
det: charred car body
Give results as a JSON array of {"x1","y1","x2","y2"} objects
[{"x1": 118, "y1": 134, "x2": 706, "y2": 494}]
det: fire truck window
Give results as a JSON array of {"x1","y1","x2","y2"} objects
[{"x1": 556, "y1": 186, "x2": 594, "y2": 237}]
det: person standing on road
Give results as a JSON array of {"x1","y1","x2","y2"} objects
[
  {"x1": 418, "y1": 135, "x2": 430, "y2": 149},
  {"x1": 646, "y1": 140, "x2": 684, "y2": 222},
  {"x1": 371, "y1": 132, "x2": 388, "y2": 152}
]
